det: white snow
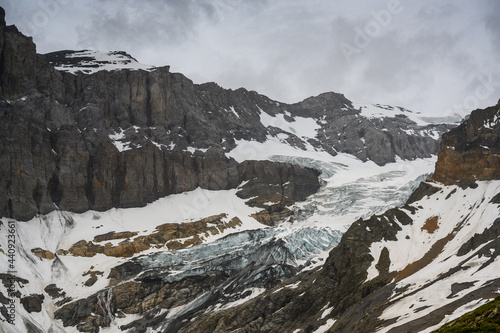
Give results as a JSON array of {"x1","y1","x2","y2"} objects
[
  {"x1": 185, "y1": 147, "x2": 208, "y2": 154},
  {"x1": 108, "y1": 129, "x2": 134, "y2": 152},
  {"x1": 259, "y1": 110, "x2": 320, "y2": 139},
  {"x1": 320, "y1": 306, "x2": 334, "y2": 319},
  {"x1": 484, "y1": 112, "x2": 500, "y2": 129},
  {"x1": 285, "y1": 281, "x2": 301, "y2": 289},
  {"x1": 213, "y1": 288, "x2": 266, "y2": 311},
  {"x1": 354, "y1": 103, "x2": 460, "y2": 126},
  {"x1": 53, "y1": 50, "x2": 156, "y2": 74},
  {"x1": 312, "y1": 319, "x2": 336, "y2": 333},
  {"x1": 226, "y1": 136, "x2": 331, "y2": 163},
  {"x1": 0, "y1": 188, "x2": 264, "y2": 308},
  {"x1": 227, "y1": 106, "x2": 240, "y2": 118}
]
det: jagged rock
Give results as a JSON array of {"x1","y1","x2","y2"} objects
[
  {"x1": 237, "y1": 160, "x2": 321, "y2": 208},
  {"x1": 0, "y1": 273, "x2": 29, "y2": 289},
  {"x1": 31, "y1": 247, "x2": 55, "y2": 260},
  {"x1": 63, "y1": 214, "x2": 243, "y2": 257},
  {"x1": 288, "y1": 94, "x2": 450, "y2": 166},
  {"x1": 406, "y1": 181, "x2": 442, "y2": 204},
  {"x1": 0, "y1": 7, "x2": 5, "y2": 26},
  {"x1": 55, "y1": 297, "x2": 73, "y2": 307},
  {"x1": 0, "y1": 25, "x2": 37, "y2": 99},
  {"x1": 93, "y1": 231, "x2": 138, "y2": 242},
  {"x1": 77, "y1": 315, "x2": 111, "y2": 333},
  {"x1": 0, "y1": 291, "x2": 8, "y2": 304},
  {"x1": 44, "y1": 284, "x2": 65, "y2": 298},
  {"x1": 457, "y1": 218, "x2": 500, "y2": 256},
  {"x1": 20, "y1": 294, "x2": 44, "y2": 313},
  {"x1": 251, "y1": 207, "x2": 293, "y2": 226},
  {"x1": 83, "y1": 270, "x2": 104, "y2": 287}
]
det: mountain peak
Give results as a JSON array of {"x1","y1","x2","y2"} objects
[{"x1": 44, "y1": 50, "x2": 157, "y2": 74}]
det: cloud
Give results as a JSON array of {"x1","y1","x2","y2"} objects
[{"x1": 1, "y1": 0, "x2": 499, "y2": 116}]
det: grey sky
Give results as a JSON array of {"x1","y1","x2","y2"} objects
[{"x1": 2, "y1": 0, "x2": 499, "y2": 116}]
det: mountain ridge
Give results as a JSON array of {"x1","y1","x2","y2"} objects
[
  {"x1": 2, "y1": 13, "x2": 497, "y2": 333},
  {"x1": 173, "y1": 101, "x2": 500, "y2": 333},
  {"x1": 0, "y1": 23, "x2": 457, "y2": 221}
]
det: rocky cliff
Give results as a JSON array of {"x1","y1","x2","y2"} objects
[
  {"x1": 0, "y1": 24, "x2": 323, "y2": 221},
  {"x1": 431, "y1": 101, "x2": 500, "y2": 185}
]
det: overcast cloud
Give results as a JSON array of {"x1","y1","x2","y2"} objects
[{"x1": 2, "y1": 0, "x2": 499, "y2": 116}]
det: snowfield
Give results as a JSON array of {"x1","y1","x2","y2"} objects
[{"x1": 367, "y1": 180, "x2": 500, "y2": 332}]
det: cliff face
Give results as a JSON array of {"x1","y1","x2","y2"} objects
[
  {"x1": 0, "y1": 24, "x2": 455, "y2": 221},
  {"x1": 0, "y1": 26, "x2": 454, "y2": 220},
  {"x1": 431, "y1": 103, "x2": 500, "y2": 185},
  {"x1": 0, "y1": 26, "x2": 321, "y2": 221}
]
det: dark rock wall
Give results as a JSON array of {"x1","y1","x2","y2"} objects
[
  {"x1": 0, "y1": 26, "x2": 321, "y2": 221},
  {"x1": 431, "y1": 103, "x2": 500, "y2": 185},
  {"x1": 0, "y1": 112, "x2": 319, "y2": 220},
  {"x1": 289, "y1": 93, "x2": 450, "y2": 166}
]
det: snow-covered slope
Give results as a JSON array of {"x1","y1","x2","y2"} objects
[
  {"x1": 354, "y1": 103, "x2": 462, "y2": 126},
  {"x1": 0, "y1": 148, "x2": 438, "y2": 332},
  {"x1": 166, "y1": 103, "x2": 500, "y2": 333},
  {"x1": 171, "y1": 181, "x2": 500, "y2": 333},
  {"x1": 368, "y1": 181, "x2": 500, "y2": 332},
  {"x1": 44, "y1": 50, "x2": 156, "y2": 74}
]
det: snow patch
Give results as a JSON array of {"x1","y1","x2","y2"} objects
[
  {"x1": 313, "y1": 319, "x2": 336, "y2": 333},
  {"x1": 259, "y1": 110, "x2": 320, "y2": 138}
]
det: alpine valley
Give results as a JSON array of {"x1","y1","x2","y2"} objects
[{"x1": 1, "y1": 10, "x2": 499, "y2": 333}]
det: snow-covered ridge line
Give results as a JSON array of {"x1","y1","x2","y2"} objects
[
  {"x1": 45, "y1": 50, "x2": 157, "y2": 74},
  {"x1": 354, "y1": 103, "x2": 463, "y2": 126}
]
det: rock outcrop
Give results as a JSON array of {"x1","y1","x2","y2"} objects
[
  {"x1": 61, "y1": 214, "x2": 243, "y2": 257},
  {"x1": 20, "y1": 294, "x2": 44, "y2": 313},
  {"x1": 431, "y1": 102, "x2": 500, "y2": 185}
]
